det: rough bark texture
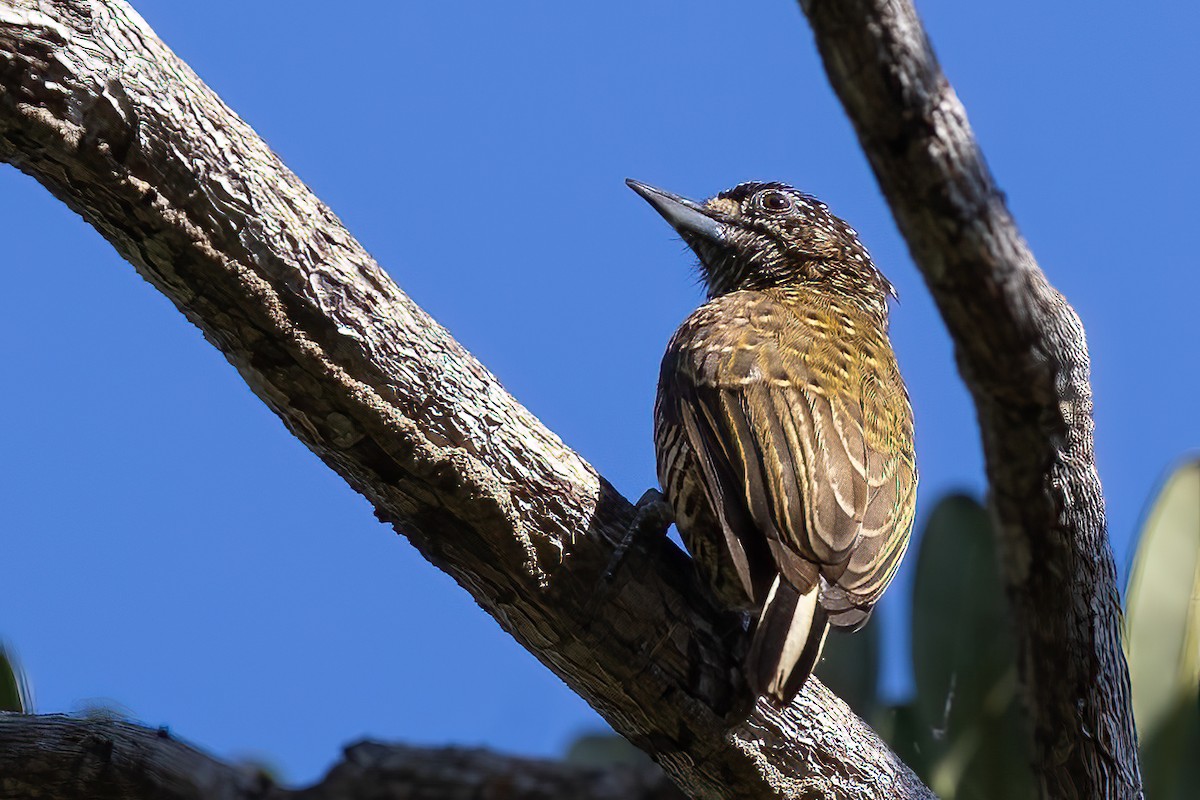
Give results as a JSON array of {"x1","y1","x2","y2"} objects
[
  {"x1": 0, "y1": 2, "x2": 933, "y2": 798},
  {"x1": 798, "y1": 1, "x2": 1142, "y2": 797},
  {"x1": 0, "y1": 713, "x2": 686, "y2": 800}
]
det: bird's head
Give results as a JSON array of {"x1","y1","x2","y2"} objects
[{"x1": 627, "y1": 179, "x2": 896, "y2": 311}]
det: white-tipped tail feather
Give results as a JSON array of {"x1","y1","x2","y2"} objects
[{"x1": 745, "y1": 577, "x2": 830, "y2": 706}]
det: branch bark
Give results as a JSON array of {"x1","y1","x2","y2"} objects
[
  {"x1": 0, "y1": 2, "x2": 931, "y2": 798},
  {"x1": 0, "y1": 713, "x2": 685, "y2": 800},
  {"x1": 798, "y1": 1, "x2": 1142, "y2": 797}
]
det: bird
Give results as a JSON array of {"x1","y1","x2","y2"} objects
[{"x1": 627, "y1": 178, "x2": 917, "y2": 707}]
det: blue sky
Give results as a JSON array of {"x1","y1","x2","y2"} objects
[{"x1": 2, "y1": 0, "x2": 1196, "y2": 786}]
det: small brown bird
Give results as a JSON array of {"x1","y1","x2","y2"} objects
[{"x1": 628, "y1": 178, "x2": 917, "y2": 707}]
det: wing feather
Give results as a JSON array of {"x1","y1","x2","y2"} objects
[{"x1": 659, "y1": 291, "x2": 915, "y2": 626}]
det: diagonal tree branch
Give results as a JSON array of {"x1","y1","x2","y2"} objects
[
  {"x1": 798, "y1": 1, "x2": 1142, "y2": 797},
  {"x1": 0, "y1": 2, "x2": 931, "y2": 798},
  {"x1": 0, "y1": 713, "x2": 687, "y2": 800}
]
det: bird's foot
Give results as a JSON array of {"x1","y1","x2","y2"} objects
[
  {"x1": 600, "y1": 489, "x2": 674, "y2": 584},
  {"x1": 630, "y1": 489, "x2": 675, "y2": 540},
  {"x1": 582, "y1": 488, "x2": 674, "y2": 616}
]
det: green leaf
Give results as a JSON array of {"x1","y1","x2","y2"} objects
[
  {"x1": 564, "y1": 731, "x2": 655, "y2": 768},
  {"x1": 1140, "y1": 696, "x2": 1200, "y2": 800},
  {"x1": 908, "y1": 494, "x2": 1032, "y2": 799},
  {"x1": 1125, "y1": 459, "x2": 1200, "y2": 743},
  {"x1": 815, "y1": 610, "x2": 880, "y2": 720},
  {"x1": 0, "y1": 644, "x2": 29, "y2": 713},
  {"x1": 873, "y1": 702, "x2": 930, "y2": 779}
]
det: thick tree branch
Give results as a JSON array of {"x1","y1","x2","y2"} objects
[
  {"x1": 799, "y1": 1, "x2": 1141, "y2": 797},
  {"x1": 0, "y1": 2, "x2": 931, "y2": 798},
  {"x1": 0, "y1": 713, "x2": 685, "y2": 800}
]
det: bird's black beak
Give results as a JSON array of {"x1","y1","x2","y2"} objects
[{"x1": 626, "y1": 179, "x2": 727, "y2": 244}]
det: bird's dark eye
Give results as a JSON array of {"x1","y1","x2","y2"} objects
[{"x1": 759, "y1": 191, "x2": 792, "y2": 212}]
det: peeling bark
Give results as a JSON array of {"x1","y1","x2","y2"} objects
[
  {"x1": 798, "y1": 1, "x2": 1142, "y2": 797},
  {"x1": 0, "y1": 2, "x2": 931, "y2": 798}
]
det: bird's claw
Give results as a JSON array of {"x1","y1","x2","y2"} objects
[{"x1": 598, "y1": 489, "x2": 674, "y2": 589}]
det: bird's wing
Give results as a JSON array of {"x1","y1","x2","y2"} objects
[{"x1": 663, "y1": 294, "x2": 914, "y2": 623}]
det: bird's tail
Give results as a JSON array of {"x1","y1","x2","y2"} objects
[{"x1": 745, "y1": 577, "x2": 829, "y2": 707}]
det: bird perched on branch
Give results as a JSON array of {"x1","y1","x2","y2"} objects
[{"x1": 627, "y1": 178, "x2": 917, "y2": 707}]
